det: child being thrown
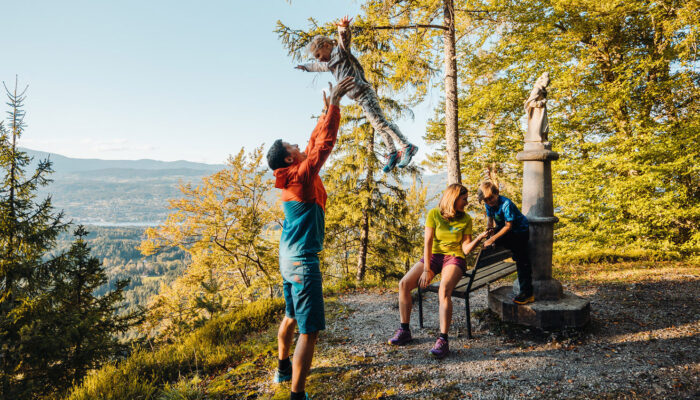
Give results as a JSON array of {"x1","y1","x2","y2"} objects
[{"x1": 296, "y1": 16, "x2": 418, "y2": 173}]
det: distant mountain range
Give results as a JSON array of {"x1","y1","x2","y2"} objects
[
  {"x1": 22, "y1": 148, "x2": 446, "y2": 226},
  {"x1": 23, "y1": 148, "x2": 226, "y2": 173}
]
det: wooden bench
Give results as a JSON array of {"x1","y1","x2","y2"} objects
[{"x1": 416, "y1": 245, "x2": 516, "y2": 339}]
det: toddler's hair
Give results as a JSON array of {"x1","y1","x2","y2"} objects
[
  {"x1": 308, "y1": 35, "x2": 336, "y2": 55},
  {"x1": 439, "y1": 183, "x2": 468, "y2": 221},
  {"x1": 478, "y1": 181, "x2": 500, "y2": 202}
]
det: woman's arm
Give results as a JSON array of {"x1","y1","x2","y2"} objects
[
  {"x1": 418, "y1": 226, "x2": 435, "y2": 289},
  {"x1": 461, "y1": 231, "x2": 488, "y2": 255}
]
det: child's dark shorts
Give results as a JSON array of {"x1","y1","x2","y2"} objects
[
  {"x1": 420, "y1": 253, "x2": 467, "y2": 274},
  {"x1": 280, "y1": 255, "x2": 325, "y2": 334}
]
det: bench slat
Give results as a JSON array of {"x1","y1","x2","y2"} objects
[
  {"x1": 470, "y1": 263, "x2": 516, "y2": 291},
  {"x1": 473, "y1": 261, "x2": 516, "y2": 281}
]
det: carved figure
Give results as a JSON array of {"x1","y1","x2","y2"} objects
[{"x1": 524, "y1": 72, "x2": 550, "y2": 142}]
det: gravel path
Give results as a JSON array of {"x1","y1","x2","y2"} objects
[{"x1": 314, "y1": 278, "x2": 700, "y2": 399}]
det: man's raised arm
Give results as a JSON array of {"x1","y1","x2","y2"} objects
[{"x1": 297, "y1": 77, "x2": 355, "y2": 180}]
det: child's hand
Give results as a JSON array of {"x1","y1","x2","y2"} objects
[
  {"x1": 476, "y1": 231, "x2": 489, "y2": 241},
  {"x1": 337, "y1": 15, "x2": 352, "y2": 27},
  {"x1": 483, "y1": 237, "x2": 496, "y2": 247},
  {"x1": 295, "y1": 65, "x2": 308, "y2": 71}
]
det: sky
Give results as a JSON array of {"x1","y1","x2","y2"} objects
[{"x1": 1, "y1": 0, "x2": 440, "y2": 165}]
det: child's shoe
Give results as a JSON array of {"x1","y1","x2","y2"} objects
[
  {"x1": 273, "y1": 365, "x2": 292, "y2": 383},
  {"x1": 429, "y1": 336, "x2": 449, "y2": 359},
  {"x1": 513, "y1": 292, "x2": 534, "y2": 305},
  {"x1": 387, "y1": 328, "x2": 412, "y2": 346},
  {"x1": 382, "y1": 151, "x2": 400, "y2": 173},
  {"x1": 397, "y1": 143, "x2": 418, "y2": 168}
]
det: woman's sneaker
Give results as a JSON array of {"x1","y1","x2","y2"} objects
[
  {"x1": 382, "y1": 151, "x2": 400, "y2": 173},
  {"x1": 397, "y1": 143, "x2": 418, "y2": 168},
  {"x1": 430, "y1": 337, "x2": 449, "y2": 359},
  {"x1": 387, "y1": 328, "x2": 412, "y2": 345}
]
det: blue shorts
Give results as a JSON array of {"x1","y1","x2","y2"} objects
[{"x1": 280, "y1": 256, "x2": 325, "y2": 334}]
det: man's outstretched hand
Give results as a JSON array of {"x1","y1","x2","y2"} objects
[{"x1": 322, "y1": 77, "x2": 355, "y2": 111}]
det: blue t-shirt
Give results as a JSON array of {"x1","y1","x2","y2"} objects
[{"x1": 485, "y1": 195, "x2": 529, "y2": 234}]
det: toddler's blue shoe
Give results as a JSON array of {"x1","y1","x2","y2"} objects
[
  {"x1": 382, "y1": 151, "x2": 400, "y2": 173},
  {"x1": 397, "y1": 143, "x2": 418, "y2": 168},
  {"x1": 273, "y1": 365, "x2": 292, "y2": 383}
]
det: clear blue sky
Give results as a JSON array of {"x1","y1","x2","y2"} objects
[{"x1": 1, "y1": 0, "x2": 438, "y2": 165}]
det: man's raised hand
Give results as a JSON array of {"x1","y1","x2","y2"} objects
[{"x1": 323, "y1": 77, "x2": 355, "y2": 111}]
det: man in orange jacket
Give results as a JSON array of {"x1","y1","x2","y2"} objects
[{"x1": 266, "y1": 77, "x2": 354, "y2": 400}]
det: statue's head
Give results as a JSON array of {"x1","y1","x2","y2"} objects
[{"x1": 536, "y1": 72, "x2": 550, "y2": 88}]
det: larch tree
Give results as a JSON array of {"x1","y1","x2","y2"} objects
[{"x1": 446, "y1": 0, "x2": 699, "y2": 258}]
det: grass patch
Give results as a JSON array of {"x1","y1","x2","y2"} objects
[{"x1": 66, "y1": 298, "x2": 285, "y2": 400}]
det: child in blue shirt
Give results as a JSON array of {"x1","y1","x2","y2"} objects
[{"x1": 480, "y1": 181, "x2": 534, "y2": 304}]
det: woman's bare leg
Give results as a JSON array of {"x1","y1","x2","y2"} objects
[
  {"x1": 398, "y1": 262, "x2": 425, "y2": 324},
  {"x1": 438, "y1": 264, "x2": 464, "y2": 334}
]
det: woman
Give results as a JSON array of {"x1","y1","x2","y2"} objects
[{"x1": 387, "y1": 184, "x2": 487, "y2": 358}]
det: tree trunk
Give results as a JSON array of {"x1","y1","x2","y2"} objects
[
  {"x1": 356, "y1": 206, "x2": 369, "y2": 282},
  {"x1": 356, "y1": 128, "x2": 375, "y2": 282},
  {"x1": 444, "y1": 0, "x2": 461, "y2": 184}
]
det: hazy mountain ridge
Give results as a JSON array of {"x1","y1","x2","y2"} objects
[{"x1": 22, "y1": 148, "x2": 226, "y2": 172}]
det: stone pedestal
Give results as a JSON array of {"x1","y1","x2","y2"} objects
[{"x1": 489, "y1": 287, "x2": 590, "y2": 330}]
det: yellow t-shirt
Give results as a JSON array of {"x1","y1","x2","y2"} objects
[{"x1": 425, "y1": 208, "x2": 473, "y2": 258}]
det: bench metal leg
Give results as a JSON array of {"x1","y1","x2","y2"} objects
[
  {"x1": 465, "y1": 296, "x2": 472, "y2": 339},
  {"x1": 417, "y1": 287, "x2": 424, "y2": 329}
]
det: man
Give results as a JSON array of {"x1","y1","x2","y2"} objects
[{"x1": 266, "y1": 77, "x2": 354, "y2": 400}]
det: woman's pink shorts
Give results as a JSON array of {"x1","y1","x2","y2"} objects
[{"x1": 420, "y1": 254, "x2": 466, "y2": 274}]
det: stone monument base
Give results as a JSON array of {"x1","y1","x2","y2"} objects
[{"x1": 488, "y1": 286, "x2": 590, "y2": 331}]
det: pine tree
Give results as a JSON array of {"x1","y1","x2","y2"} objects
[
  {"x1": 0, "y1": 79, "x2": 68, "y2": 397},
  {"x1": 40, "y1": 226, "x2": 142, "y2": 396}
]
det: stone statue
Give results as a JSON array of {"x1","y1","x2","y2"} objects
[{"x1": 524, "y1": 72, "x2": 550, "y2": 143}]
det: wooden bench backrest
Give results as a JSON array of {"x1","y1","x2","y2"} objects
[{"x1": 472, "y1": 245, "x2": 513, "y2": 271}]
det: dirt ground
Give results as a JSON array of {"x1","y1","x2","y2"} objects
[{"x1": 285, "y1": 263, "x2": 700, "y2": 399}]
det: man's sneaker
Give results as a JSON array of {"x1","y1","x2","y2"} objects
[
  {"x1": 388, "y1": 328, "x2": 412, "y2": 346},
  {"x1": 382, "y1": 151, "x2": 400, "y2": 173},
  {"x1": 513, "y1": 292, "x2": 534, "y2": 305},
  {"x1": 397, "y1": 143, "x2": 418, "y2": 168},
  {"x1": 430, "y1": 336, "x2": 449, "y2": 359},
  {"x1": 273, "y1": 365, "x2": 292, "y2": 383}
]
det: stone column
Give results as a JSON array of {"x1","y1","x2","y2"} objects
[{"x1": 516, "y1": 141, "x2": 563, "y2": 300}]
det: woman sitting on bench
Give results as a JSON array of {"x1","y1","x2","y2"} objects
[{"x1": 388, "y1": 184, "x2": 487, "y2": 358}]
